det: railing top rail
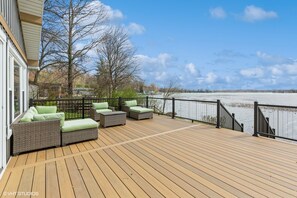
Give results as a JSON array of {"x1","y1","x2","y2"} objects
[
  {"x1": 32, "y1": 98, "x2": 82, "y2": 102},
  {"x1": 85, "y1": 97, "x2": 119, "y2": 100},
  {"x1": 121, "y1": 97, "x2": 146, "y2": 100},
  {"x1": 258, "y1": 103, "x2": 297, "y2": 109},
  {"x1": 149, "y1": 97, "x2": 216, "y2": 103},
  {"x1": 174, "y1": 98, "x2": 217, "y2": 103},
  {"x1": 148, "y1": 97, "x2": 172, "y2": 100}
]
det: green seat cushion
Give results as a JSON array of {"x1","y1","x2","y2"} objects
[
  {"x1": 33, "y1": 112, "x2": 65, "y2": 126},
  {"x1": 20, "y1": 111, "x2": 34, "y2": 122},
  {"x1": 36, "y1": 106, "x2": 57, "y2": 114},
  {"x1": 130, "y1": 107, "x2": 153, "y2": 113},
  {"x1": 92, "y1": 102, "x2": 108, "y2": 110},
  {"x1": 96, "y1": 109, "x2": 112, "y2": 113},
  {"x1": 124, "y1": 100, "x2": 137, "y2": 107},
  {"x1": 62, "y1": 118, "x2": 99, "y2": 133}
]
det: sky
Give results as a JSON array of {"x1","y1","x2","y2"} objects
[{"x1": 100, "y1": 0, "x2": 297, "y2": 90}]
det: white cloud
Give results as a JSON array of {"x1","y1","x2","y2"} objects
[
  {"x1": 154, "y1": 72, "x2": 167, "y2": 81},
  {"x1": 270, "y1": 67, "x2": 283, "y2": 76},
  {"x1": 102, "y1": 4, "x2": 124, "y2": 21},
  {"x1": 205, "y1": 72, "x2": 218, "y2": 83},
  {"x1": 243, "y1": 5, "x2": 278, "y2": 22},
  {"x1": 197, "y1": 72, "x2": 218, "y2": 84},
  {"x1": 136, "y1": 53, "x2": 173, "y2": 68},
  {"x1": 256, "y1": 51, "x2": 292, "y2": 65},
  {"x1": 209, "y1": 7, "x2": 227, "y2": 19},
  {"x1": 269, "y1": 61, "x2": 297, "y2": 76},
  {"x1": 240, "y1": 68, "x2": 264, "y2": 78},
  {"x1": 127, "y1": 23, "x2": 145, "y2": 35},
  {"x1": 185, "y1": 63, "x2": 197, "y2": 75},
  {"x1": 135, "y1": 53, "x2": 176, "y2": 84}
]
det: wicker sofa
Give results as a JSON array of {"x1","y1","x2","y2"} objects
[
  {"x1": 90, "y1": 102, "x2": 115, "y2": 121},
  {"x1": 11, "y1": 106, "x2": 63, "y2": 155},
  {"x1": 122, "y1": 100, "x2": 153, "y2": 120}
]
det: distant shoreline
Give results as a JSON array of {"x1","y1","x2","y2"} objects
[{"x1": 158, "y1": 90, "x2": 297, "y2": 93}]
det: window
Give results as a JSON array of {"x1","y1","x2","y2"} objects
[{"x1": 14, "y1": 65, "x2": 20, "y2": 118}]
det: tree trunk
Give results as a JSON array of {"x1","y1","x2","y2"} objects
[{"x1": 33, "y1": 70, "x2": 40, "y2": 85}]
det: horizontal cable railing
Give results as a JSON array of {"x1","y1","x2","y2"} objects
[{"x1": 255, "y1": 102, "x2": 297, "y2": 141}]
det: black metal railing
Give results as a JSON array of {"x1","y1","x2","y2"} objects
[
  {"x1": 30, "y1": 96, "x2": 244, "y2": 132},
  {"x1": 29, "y1": 97, "x2": 297, "y2": 141},
  {"x1": 254, "y1": 102, "x2": 297, "y2": 141}
]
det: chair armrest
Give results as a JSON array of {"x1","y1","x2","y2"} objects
[
  {"x1": 121, "y1": 106, "x2": 130, "y2": 113},
  {"x1": 108, "y1": 106, "x2": 115, "y2": 111},
  {"x1": 90, "y1": 108, "x2": 96, "y2": 118}
]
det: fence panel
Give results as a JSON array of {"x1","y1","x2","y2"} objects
[
  {"x1": 220, "y1": 104, "x2": 244, "y2": 132},
  {"x1": 31, "y1": 98, "x2": 84, "y2": 120},
  {"x1": 258, "y1": 104, "x2": 297, "y2": 141}
]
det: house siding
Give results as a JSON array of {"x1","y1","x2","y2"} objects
[
  {"x1": 0, "y1": 10, "x2": 28, "y2": 176},
  {"x1": 0, "y1": 0, "x2": 25, "y2": 53}
]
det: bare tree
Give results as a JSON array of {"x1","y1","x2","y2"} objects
[
  {"x1": 96, "y1": 27, "x2": 139, "y2": 97},
  {"x1": 45, "y1": 0, "x2": 107, "y2": 96},
  {"x1": 33, "y1": 0, "x2": 62, "y2": 84},
  {"x1": 162, "y1": 80, "x2": 179, "y2": 113}
]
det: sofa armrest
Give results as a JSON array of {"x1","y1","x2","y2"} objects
[
  {"x1": 90, "y1": 108, "x2": 96, "y2": 118},
  {"x1": 121, "y1": 105, "x2": 130, "y2": 113},
  {"x1": 108, "y1": 106, "x2": 115, "y2": 111}
]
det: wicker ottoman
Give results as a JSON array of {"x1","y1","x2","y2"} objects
[
  {"x1": 61, "y1": 118, "x2": 99, "y2": 146},
  {"x1": 100, "y1": 111, "x2": 126, "y2": 127},
  {"x1": 130, "y1": 111, "x2": 153, "y2": 120}
]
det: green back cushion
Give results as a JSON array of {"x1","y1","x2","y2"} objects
[
  {"x1": 92, "y1": 102, "x2": 108, "y2": 110},
  {"x1": 33, "y1": 112, "x2": 65, "y2": 126},
  {"x1": 36, "y1": 106, "x2": 57, "y2": 114},
  {"x1": 124, "y1": 100, "x2": 137, "y2": 107},
  {"x1": 20, "y1": 111, "x2": 34, "y2": 122},
  {"x1": 30, "y1": 107, "x2": 38, "y2": 115}
]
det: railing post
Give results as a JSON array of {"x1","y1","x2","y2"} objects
[
  {"x1": 232, "y1": 113, "x2": 235, "y2": 130},
  {"x1": 216, "y1": 100, "x2": 221, "y2": 128},
  {"x1": 272, "y1": 128, "x2": 276, "y2": 139},
  {"x1": 118, "y1": 97, "x2": 122, "y2": 111},
  {"x1": 29, "y1": 98, "x2": 33, "y2": 107},
  {"x1": 172, "y1": 98, "x2": 175, "y2": 119},
  {"x1": 146, "y1": 96, "x2": 149, "y2": 108},
  {"x1": 253, "y1": 101, "x2": 258, "y2": 137},
  {"x1": 82, "y1": 97, "x2": 85, "y2": 119},
  {"x1": 241, "y1": 123, "x2": 244, "y2": 132},
  {"x1": 266, "y1": 117, "x2": 269, "y2": 134}
]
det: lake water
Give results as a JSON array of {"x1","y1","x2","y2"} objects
[{"x1": 166, "y1": 92, "x2": 297, "y2": 137}]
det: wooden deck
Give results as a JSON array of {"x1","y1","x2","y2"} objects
[{"x1": 1, "y1": 115, "x2": 297, "y2": 198}]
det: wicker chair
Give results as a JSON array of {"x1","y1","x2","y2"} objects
[
  {"x1": 122, "y1": 105, "x2": 153, "y2": 120},
  {"x1": 11, "y1": 113, "x2": 61, "y2": 155},
  {"x1": 90, "y1": 106, "x2": 115, "y2": 121}
]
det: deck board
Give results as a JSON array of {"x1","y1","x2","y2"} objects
[{"x1": 1, "y1": 115, "x2": 297, "y2": 197}]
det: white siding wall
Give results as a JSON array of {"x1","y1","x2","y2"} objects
[
  {"x1": 0, "y1": 27, "x2": 28, "y2": 177},
  {"x1": 0, "y1": 26, "x2": 7, "y2": 176}
]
